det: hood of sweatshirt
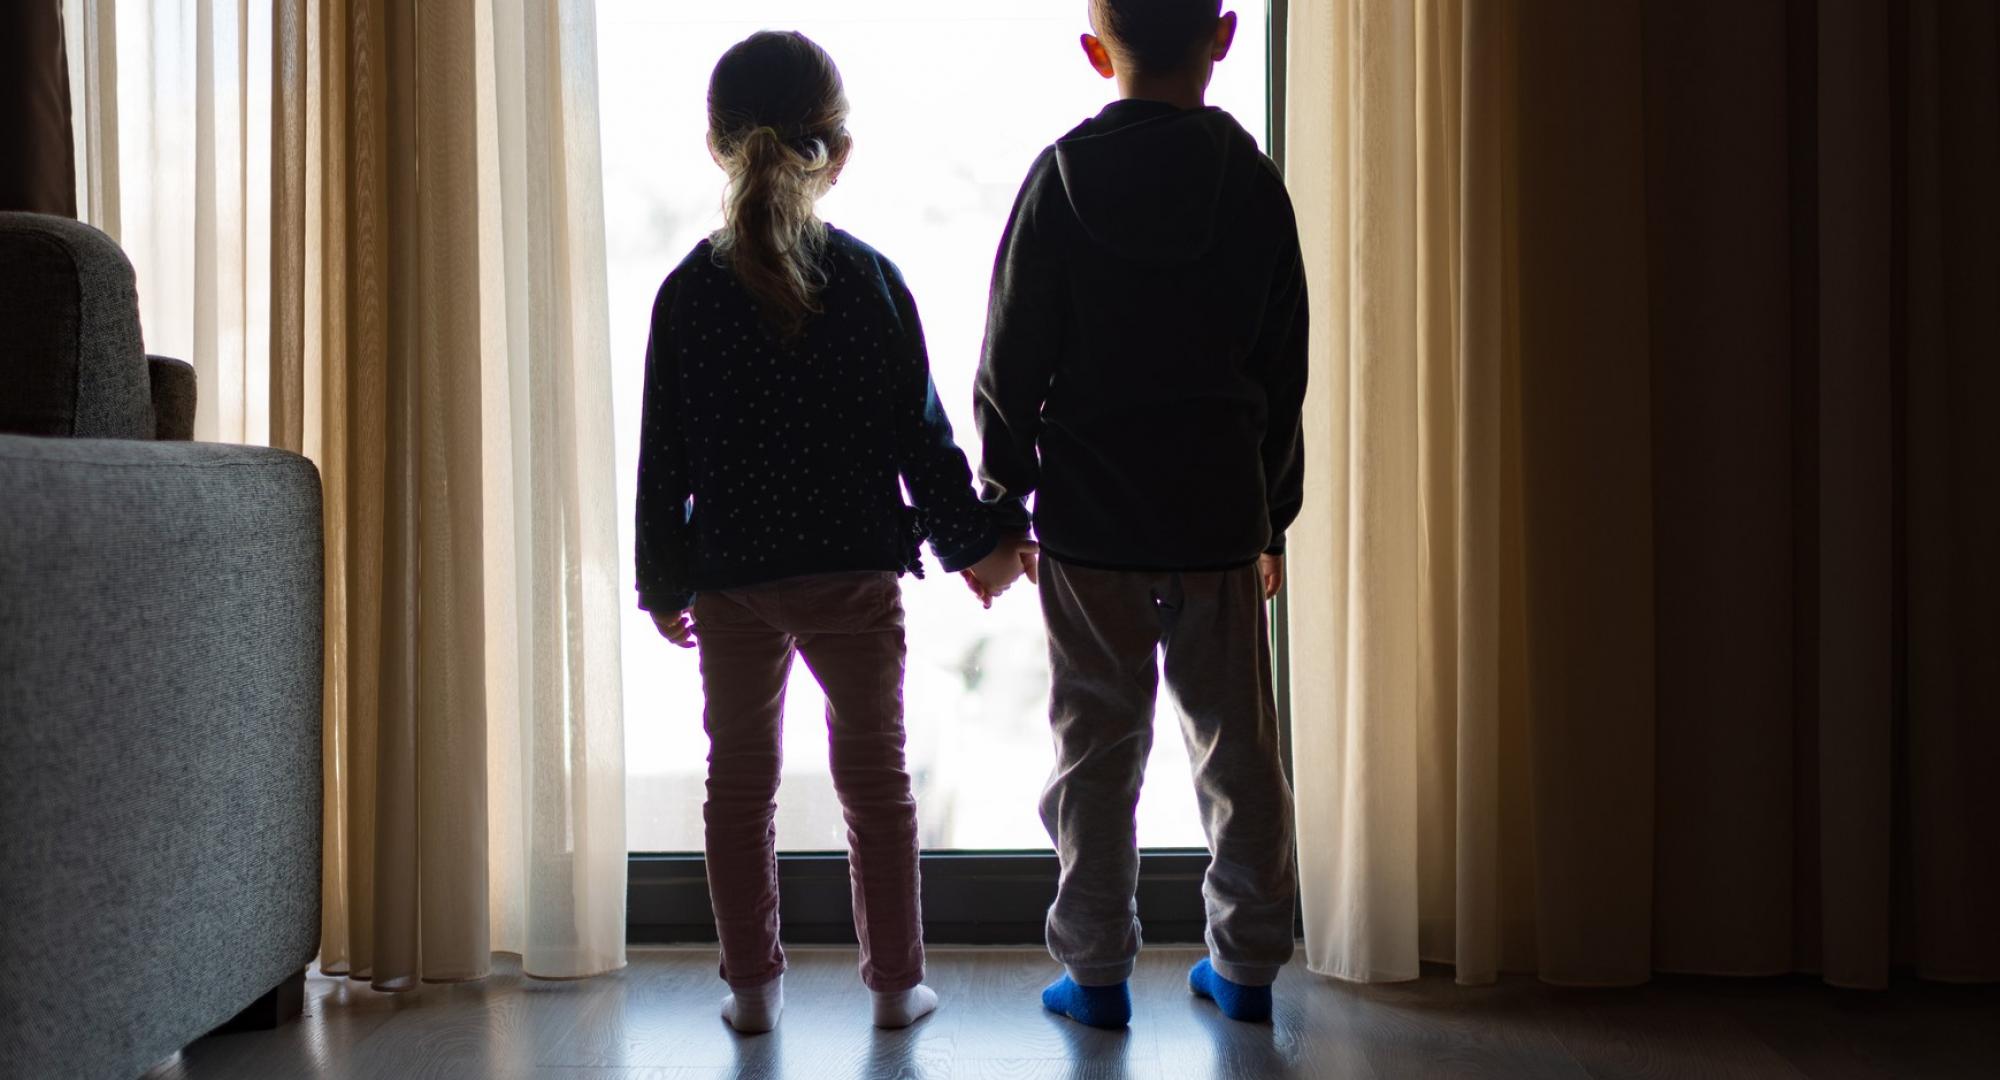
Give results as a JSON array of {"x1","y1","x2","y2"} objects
[{"x1": 1054, "y1": 100, "x2": 1243, "y2": 265}]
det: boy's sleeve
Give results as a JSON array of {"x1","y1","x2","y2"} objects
[
  {"x1": 973, "y1": 150, "x2": 1065, "y2": 536},
  {"x1": 886, "y1": 271, "x2": 1001, "y2": 574},
  {"x1": 635, "y1": 276, "x2": 695, "y2": 612},
  {"x1": 1256, "y1": 210, "x2": 1311, "y2": 556}
]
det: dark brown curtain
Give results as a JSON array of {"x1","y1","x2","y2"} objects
[
  {"x1": 1519, "y1": 0, "x2": 1999, "y2": 987},
  {"x1": 0, "y1": 0, "x2": 78, "y2": 216}
]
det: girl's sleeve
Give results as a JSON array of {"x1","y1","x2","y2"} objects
[
  {"x1": 884, "y1": 270, "x2": 1001, "y2": 574},
  {"x1": 635, "y1": 276, "x2": 695, "y2": 612}
]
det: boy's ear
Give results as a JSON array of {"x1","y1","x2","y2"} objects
[
  {"x1": 1212, "y1": 11, "x2": 1239, "y2": 62},
  {"x1": 1080, "y1": 33, "x2": 1117, "y2": 79}
]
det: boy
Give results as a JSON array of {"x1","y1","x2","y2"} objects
[{"x1": 973, "y1": 0, "x2": 1307, "y2": 1030}]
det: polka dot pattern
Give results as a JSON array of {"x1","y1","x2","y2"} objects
[{"x1": 635, "y1": 228, "x2": 1001, "y2": 613}]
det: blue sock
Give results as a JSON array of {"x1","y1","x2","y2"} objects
[
  {"x1": 1189, "y1": 958, "x2": 1273, "y2": 1023},
  {"x1": 1041, "y1": 975, "x2": 1132, "y2": 1029}
]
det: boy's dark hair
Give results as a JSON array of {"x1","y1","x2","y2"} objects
[{"x1": 1092, "y1": 0, "x2": 1225, "y2": 73}]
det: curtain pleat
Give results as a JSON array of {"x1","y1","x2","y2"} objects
[
  {"x1": 61, "y1": 0, "x2": 120, "y2": 231},
  {"x1": 1811, "y1": 0, "x2": 1901, "y2": 991},
  {"x1": 191, "y1": 0, "x2": 269, "y2": 443},
  {"x1": 1898, "y1": 0, "x2": 2000, "y2": 984},
  {"x1": 270, "y1": 0, "x2": 307, "y2": 452},
  {"x1": 339, "y1": 0, "x2": 393, "y2": 982},
  {"x1": 1412, "y1": 0, "x2": 1462, "y2": 981},
  {"x1": 1514, "y1": 0, "x2": 1661, "y2": 988},
  {"x1": 1289, "y1": 0, "x2": 2000, "y2": 989},
  {"x1": 312, "y1": 0, "x2": 356, "y2": 977},
  {"x1": 1642, "y1": 0, "x2": 1800, "y2": 979},
  {"x1": 412, "y1": 0, "x2": 492, "y2": 988},
  {"x1": 1446, "y1": 0, "x2": 1530, "y2": 988}
]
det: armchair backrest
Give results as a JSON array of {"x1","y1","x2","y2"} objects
[{"x1": 0, "y1": 212, "x2": 155, "y2": 439}]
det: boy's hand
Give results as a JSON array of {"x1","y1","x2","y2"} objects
[
  {"x1": 651, "y1": 608, "x2": 696, "y2": 648},
  {"x1": 1258, "y1": 553, "x2": 1284, "y2": 600},
  {"x1": 962, "y1": 537, "x2": 1039, "y2": 608}
]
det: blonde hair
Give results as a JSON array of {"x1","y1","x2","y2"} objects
[{"x1": 708, "y1": 32, "x2": 853, "y2": 337}]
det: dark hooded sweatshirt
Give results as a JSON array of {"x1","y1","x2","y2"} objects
[{"x1": 973, "y1": 99, "x2": 1308, "y2": 572}]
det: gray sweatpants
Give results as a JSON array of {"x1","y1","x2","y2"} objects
[{"x1": 1038, "y1": 558, "x2": 1298, "y2": 987}]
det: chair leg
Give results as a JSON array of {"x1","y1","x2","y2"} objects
[{"x1": 212, "y1": 969, "x2": 305, "y2": 1034}]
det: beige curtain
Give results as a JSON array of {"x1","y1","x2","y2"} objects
[
  {"x1": 1287, "y1": 0, "x2": 1999, "y2": 989},
  {"x1": 1285, "y1": 0, "x2": 1530, "y2": 987},
  {"x1": 72, "y1": 0, "x2": 627, "y2": 988}
]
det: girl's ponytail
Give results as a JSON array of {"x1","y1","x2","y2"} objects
[{"x1": 707, "y1": 33, "x2": 852, "y2": 337}]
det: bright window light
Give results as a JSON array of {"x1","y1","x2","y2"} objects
[{"x1": 600, "y1": 0, "x2": 1272, "y2": 853}]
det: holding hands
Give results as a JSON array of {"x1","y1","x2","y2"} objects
[
  {"x1": 962, "y1": 535, "x2": 1040, "y2": 609},
  {"x1": 654, "y1": 542, "x2": 1248, "y2": 647},
  {"x1": 651, "y1": 535, "x2": 1044, "y2": 651}
]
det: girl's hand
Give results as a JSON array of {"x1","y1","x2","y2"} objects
[{"x1": 652, "y1": 608, "x2": 697, "y2": 648}]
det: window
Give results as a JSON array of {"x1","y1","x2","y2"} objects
[{"x1": 599, "y1": 0, "x2": 1273, "y2": 855}]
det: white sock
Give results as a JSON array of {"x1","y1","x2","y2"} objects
[
  {"x1": 721, "y1": 976, "x2": 784, "y2": 1034},
  {"x1": 872, "y1": 983, "x2": 939, "y2": 1029}
]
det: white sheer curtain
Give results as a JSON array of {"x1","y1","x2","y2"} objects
[
  {"x1": 68, "y1": 0, "x2": 628, "y2": 985},
  {"x1": 475, "y1": 0, "x2": 628, "y2": 979},
  {"x1": 64, "y1": 0, "x2": 274, "y2": 443}
]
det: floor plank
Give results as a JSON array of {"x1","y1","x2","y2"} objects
[
  {"x1": 937, "y1": 948, "x2": 1111, "y2": 1067},
  {"x1": 1697, "y1": 976, "x2": 2000, "y2": 1080},
  {"x1": 141, "y1": 947, "x2": 1999, "y2": 1080},
  {"x1": 1537, "y1": 982, "x2": 1806, "y2": 1080},
  {"x1": 1141, "y1": 949, "x2": 1355, "y2": 1080},
  {"x1": 348, "y1": 967, "x2": 603, "y2": 1080},
  {"x1": 1345, "y1": 977, "x2": 1589, "y2": 1080}
]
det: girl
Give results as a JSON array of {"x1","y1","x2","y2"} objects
[{"x1": 635, "y1": 31, "x2": 1032, "y2": 1034}]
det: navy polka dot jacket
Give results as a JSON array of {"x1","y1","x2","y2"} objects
[{"x1": 635, "y1": 227, "x2": 1002, "y2": 613}]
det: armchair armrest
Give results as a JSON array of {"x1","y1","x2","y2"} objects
[
  {"x1": 0, "y1": 434, "x2": 323, "y2": 1080},
  {"x1": 148, "y1": 354, "x2": 197, "y2": 440}
]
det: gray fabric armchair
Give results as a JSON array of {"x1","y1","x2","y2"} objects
[{"x1": 0, "y1": 212, "x2": 324, "y2": 1080}]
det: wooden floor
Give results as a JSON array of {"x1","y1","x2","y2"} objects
[{"x1": 142, "y1": 946, "x2": 2000, "y2": 1079}]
